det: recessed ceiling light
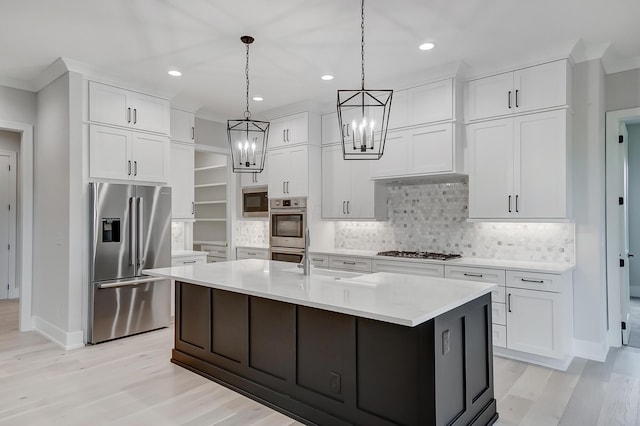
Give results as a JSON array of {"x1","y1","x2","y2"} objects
[
  {"x1": 168, "y1": 70, "x2": 182, "y2": 77},
  {"x1": 419, "y1": 42, "x2": 435, "y2": 51},
  {"x1": 321, "y1": 74, "x2": 334, "y2": 81},
  {"x1": 253, "y1": 96, "x2": 263, "y2": 102}
]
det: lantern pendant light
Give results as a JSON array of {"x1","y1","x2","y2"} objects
[
  {"x1": 337, "y1": 0, "x2": 393, "y2": 160},
  {"x1": 228, "y1": 36, "x2": 269, "y2": 173}
]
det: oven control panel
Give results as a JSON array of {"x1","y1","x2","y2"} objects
[{"x1": 270, "y1": 197, "x2": 306, "y2": 209}]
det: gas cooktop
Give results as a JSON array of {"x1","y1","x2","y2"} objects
[{"x1": 376, "y1": 250, "x2": 462, "y2": 261}]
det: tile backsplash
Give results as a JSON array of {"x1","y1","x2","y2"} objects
[
  {"x1": 234, "y1": 220, "x2": 269, "y2": 247},
  {"x1": 336, "y1": 178, "x2": 575, "y2": 264},
  {"x1": 172, "y1": 222, "x2": 185, "y2": 250}
]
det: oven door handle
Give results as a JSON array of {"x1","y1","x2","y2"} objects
[{"x1": 270, "y1": 208, "x2": 307, "y2": 214}]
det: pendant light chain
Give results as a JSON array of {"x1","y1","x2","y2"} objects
[
  {"x1": 245, "y1": 42, "x2": 251, "y2": 119},
  {"x1": 361, "y1": 0, "x2": 365, "y2": 90}
]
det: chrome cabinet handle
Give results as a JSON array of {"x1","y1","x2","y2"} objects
[
  {"x1": 508, "y1": 293, "x2": 512, "y2": 312},
  {"x1": 128, "y1": 160, "x2": 132, "y2": 176},
  {"x1": 192, "y1": 202, "x2": 195, "y2": 215},
  {"x1": 133, "y1": 108, "x2": 137, "y2": 124},
  {"x1": 192, "y1": 126, "x2": 195, "y2": 140},
  {"x1": 312, "y1": 257, "x2": 324, "y2": 262},
  {"x1": 286, "y1": 129, "x2": 290, "y2": 142},
  {"x1": 346, "y1": 201, "x2": 350, "y2": 214},
  {"x1": 521, "y1": 278, "x2": 544, "y2": 284},
  {"x1": 247, "y1": 252, "x2": 256, "y2": 256},
  {"x1": 508, "y1": 91, "x2": 512, "y2": 109},
  {"x1": 343, "y1": 201, "x2": 346, "y2": 214},
  {"x1": 464, "y1": 273, "x2": 483, "y2": 278},
  {"x1": 515, "y1": 195, "x2": 519, "y2": 212},
  {"x1": 343, "y1": 261, "x2": 356, "y2": 265},
  {"x1": 282, "y1": 181, "x2": 285, "y2": 194},
  {"x1": 282, "y1": 129, "x2": 286, "y2": 142},
  {"x1": 127, "y1": 107, "x2": 132, "y2": 123},
  {"x1": 508, "y1": 195, "x2": 512, "y2": 213},
  {"x1": 134, "y1": 160, "x2": 138, "y2": 176},
  {"x1": 182, "y1": 260, "x2": 197, "y2": 264},
  {"x1": 515, "y1": 90, "x2": 519, "y2": 108}
]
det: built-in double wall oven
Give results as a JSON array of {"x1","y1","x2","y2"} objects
[{"x1": 269, "y1": 197, "x2": 306, "y2": 263}]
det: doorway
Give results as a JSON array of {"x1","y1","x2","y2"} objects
[
  {"x1": 0, "y1": 147, "x2": 17, "y2": 300},
  {"x1": 605, "y1": 107, "x2": 640, "y2": 348}
]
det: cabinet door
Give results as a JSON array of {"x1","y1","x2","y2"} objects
[
  {"x1": 407, "y1": 123, "x2": 453, "y2": 174},
  {"x1": 321, "y1": 112, "x2": 341, "y2": 145},
  {"x1": 506, "y1": 287, "x2": 562, "y2": 358},
  {"x1": 408, "y1": 79, "x2": 453, "y2": 126},
  {"x1": 287, "y1": 112, "x2": 309, "y2": 145},
  {"x1": 514, "y1": 110, "x2": 567, "y2": 218},
  {"x1": 267, "y1": 149, "x2": 289, "y2": 198},
  {"x1": 348, "y1": 158, "x2": 377, "y2": 218},
  {"x1": 464, "y1": 72, "x2": 513, "y2": 121},
  {"x1": 131, "y1": 133, "x2": 169, "y2": 183},
  {"x1": 129, "y1": 92, "x2": 170, "y2": 134},
  {"x1": 466, "y1": 118, "x2": 514, "y2": 218},
  {"x1": 513, "y1": 60, "x2": 567, "y2": 114},
  {"x1": 89, "y1": 82, "x2": 130, "y2": 128},
  {"x1": 286, "y1": 145, "x2": 309, "y2": 197},
  {"x1": 240, "y1": 151, "x2": 268, "y2": 187},
  {"x1": 170, "y1": 143, "x2": 194, "y2": 219},
  {"x1": 387, "y1": 89, "x2": 407, "y2": 130},
  {"x1": 170, "y1": 108, "x2": 195, "y2": 143},
  {"x1": 268, "y1": 117, "x2": 288, "y2": 149},
  {"x1": 322, "y1": 145, "x2": 350, "y2": 218},
  {"x1": 369, "y1": 130, "x2": 408, "y2": 178},
  {"x1": 89, "y1": 125, "x2": 131, "y2": 180}
]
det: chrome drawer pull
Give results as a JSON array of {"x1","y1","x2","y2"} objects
[
  {"x1": 183, "y1": 260, "x2": 197, "y2": 264},
  {"x1": 312, "y1": 258, "x2": 324, "y2": 262},
  {"x1": 343, "y1": 261, "x2": 356, "y2": 265},
  {"x1": 463, "y1": 273, "x2": 483, "y2": 278}
]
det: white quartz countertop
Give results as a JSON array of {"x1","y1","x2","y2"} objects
[
  {"x1": 307, "y1": 248, "x2": 574, "y2": 274},
  {"x1": 143, "y1": 259, "x2": 495, "y2": 327},
  {"x1": 171, "y1": 250, "x2": 208, "y2": 258}
]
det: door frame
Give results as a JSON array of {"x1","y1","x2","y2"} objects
[
  {"x1": 605, "y1": 107, "x2": 640, "y2": 347},
  {"x1": 0, "y1": 150, "x2": 17, "y2": 299},
  {"x1": 0, "y1": 120, "x2": 33, "y2": 332}
]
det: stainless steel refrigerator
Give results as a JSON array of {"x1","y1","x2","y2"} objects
[{"x1": 89, "y1": 182, "x2": 171, "y2": 344}]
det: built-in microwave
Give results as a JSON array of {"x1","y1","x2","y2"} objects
[{"x1": 242, "y1": 186, "x2": 268, "y2": 217}]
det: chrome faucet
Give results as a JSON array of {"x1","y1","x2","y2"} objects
[{"x1": 302, "y1": 226, "x2": 310, "y2": 275}]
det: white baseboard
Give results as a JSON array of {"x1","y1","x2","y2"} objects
[
  {"x1": 573, "y1": 338, "x2": 609, "y2": 362},
  {"x1": 32, "y1": 316, "x2": 85, "y2": 350},
  {"x1": 493, "y1": 346, "x2": 573, "y2": 371}
]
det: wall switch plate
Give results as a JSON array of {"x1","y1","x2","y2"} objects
[{"x1": 442, "y1": 329, "x2": 450, "y2": 355}]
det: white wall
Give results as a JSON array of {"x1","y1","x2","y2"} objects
[
  {"x1": 628, "y1": 124, "x2": 640, "y2": 297},
  {"x1": 194, "y1": 118, "x2": 228, "y2": 150},
  {"x1": 606, "y1": 69, "x2": 640, "y2": 112},
  {"x1": 0, "y1": 85, "x2": 36, "y2": 125},
  {"x1": 571, "y1": 60, "x2": 609, "y2": 359},
  {"x1": 33, "y1": 73, "x2": 82, "y2": 348}
]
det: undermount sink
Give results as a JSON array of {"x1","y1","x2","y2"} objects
[{"x1": 282, "y1": 266, "x2": 364, "y2": 280}]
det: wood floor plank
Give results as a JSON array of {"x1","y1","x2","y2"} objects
[{"x1": 596, "y1": 373, "x2": 640, "y2": 426}]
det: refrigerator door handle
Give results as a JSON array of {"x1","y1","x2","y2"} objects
[
  {"x1": 129, "y1": 196, "x2": 136, "y2": 266},
  {"x1": 137, "y1": 197, "x2": 144, "y2": 266},
  {"x1": 97, "y1": 276, "x2": 165, "y2": 289}
]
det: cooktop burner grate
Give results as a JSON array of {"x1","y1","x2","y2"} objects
[{"x1": 376, "y1": 250, "x2": 462, "y2": 261}]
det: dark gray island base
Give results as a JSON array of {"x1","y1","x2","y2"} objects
[{"x1": 173, "y1": 281, "x2": 497, "y2": 426}]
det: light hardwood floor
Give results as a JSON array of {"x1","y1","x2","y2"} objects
[{"x1": 1, "y1": 299, "x2": 640, "y2": 425}]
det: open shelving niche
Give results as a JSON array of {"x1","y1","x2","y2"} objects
[{"x1": 193, "y1": 148, "x2": 230, "y2": 254}]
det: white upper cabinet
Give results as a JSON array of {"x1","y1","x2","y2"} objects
[
  {"x1": 240, "y1": 151, "x2": 269, "y2": 187},
  {"x1": 89, "y1": 81, "x2": 170, "y2": 134},
  {"x1": 466, "y1": 109, "x2": 568, "y2": 219},
  {"x1": 170, "y1": 108, "x2": 195, "y2": 143},
  {"x1": 322, "y1": 145, "x2": 385, "y2": 220},
  {"x1": 89, "y1": 124, "x2": 169, "y2": 183},
  {"x1": 464, "y1": 60, "x2": 568, "y2": 122},
  {"x1": 268, "y1": 112, "x2": 309, "y2": 149},
  {"x1": 370, "y1": 123, "x2": 461, "y2": 179},
  {"x1": 268, "y1": 145, "x2": 309, "y2": 198},
  {"x1": 170, "y1": 142, "x2": 195, "y2": 220}
]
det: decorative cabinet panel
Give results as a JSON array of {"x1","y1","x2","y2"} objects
[
  {"x1": 464, "y1": 60, "x2": 568, "y2": 122},
  {"x1": 267, "y1": 145, "x2": 309, "y2": 198},
  {"x1": 466, "y1": 109, "x2": 568, "y2": 219},
  {"x1": 170, "y1": 108, "x2": 195, "y2": 143},
  {"x1": 89, "y1": 125, "x2": 169, "y2": 183},
  {"x1": 89, "y1": 81, "x2": 170, "y2": 134},
  {"x1": 369, "y1": 122, "x2": 461, "y2": 179},
  {"x1": 269, "y1": 112, "x2": 309, "y2": 149},
  {"x1": 322, "y1": 145, "x2": 386, "y2": 220},
  {"x1": 170, "y1": 142, "x2": 195, "y2": 220}
]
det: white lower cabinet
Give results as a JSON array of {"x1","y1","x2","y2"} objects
[
  {"x1": 309, "y1": 254, "x2": 329, "y2": 268},
  {"x1": 372, "y1": 259, "x2": 444, "y2": 277},
  {"x1": 236, "y1": 247, "x2": 269, "y2": 260},
  {"x1": 328, "y1": 255, "x2": 372, "y2": 272},
  {"x1": 171, "y1": 252, "x2": 207, "y2": 317},
  {"x1": 492, "y1": 325, "x2": 507, "y2": 348}
]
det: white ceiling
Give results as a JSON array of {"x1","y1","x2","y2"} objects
[{"x1": 1, "y1": 0, "x2": 640, "y2": 120}]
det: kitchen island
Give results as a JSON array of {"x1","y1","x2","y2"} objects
[{"x1": 144, "y1": 260, "x2": 498, "y2": 426}]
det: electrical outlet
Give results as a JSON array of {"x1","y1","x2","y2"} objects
[{"x1": 442, "y1": 329, "x2": 450, "y2": 355}]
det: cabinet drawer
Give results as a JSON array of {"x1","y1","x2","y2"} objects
[
  {"x1": 492, "y1": 285, "x2": 506, "y2": 304},
  {"x1": 444, "y1": 266, "x2": 506, "y2": 285},
  {"x1": 309, "y1": 254, "x2": 329, "y2": 268},
  {"x1": 492, "y1": 324, "x2": 506, "y2": 348},
  {"x1": 506, "y1": 270, "x2": 563, "y2": 293},
  {"x1": 236, "y1": 247, "x2": 269, "y2": 260},
  {"x1": 372, "y1": 259, "x2": 444, "y2": 278},
  {"x1": 171, "y1": 255, "x2": 206, "y2": 266},
  {"x1": 492, "y1": 302, "x2": 506, "y2": 326},
  {"x1": 202, "y1": 245, "x2": 228, "y2": 258},
  {"x1": 207, "y1": 256, "x2": 226, "y2": 263},
  {"x1": 329, "y1": 256, "x2": 372, "y2": 272}
]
